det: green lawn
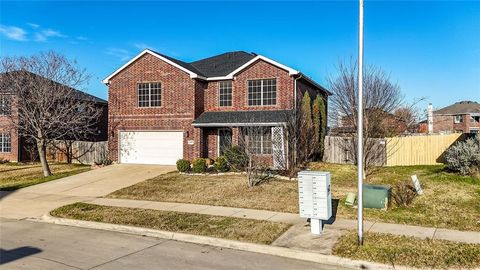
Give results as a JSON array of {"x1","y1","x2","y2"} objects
[
  {"x1": 333, "y1": 231, "x2": 480, "y2": 269},
  {"x1": 0, "y1": 163, "x2": 90, "y2": 191},
  {"x1": 108, "y1": 163, "x2": 480, "y2": 231},
  {"x1": 51, "y1": 202, "x2": 291, "y2": 245}
]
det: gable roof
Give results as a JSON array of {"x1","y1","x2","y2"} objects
[
  {"x1": 102, "y1": 49, "x2": 300, "y2": 84},
  {"x1": 434, "y1": 101, "x2": 480, "y2": 115}
]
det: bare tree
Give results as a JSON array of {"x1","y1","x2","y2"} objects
[
  {"x1": 328, "y1": 59, "x2": 404, "y2": 175},
  {"x1": 0, "y1": 51, "x2": 103, "y2": 176},
  {"x1": 236, "y1": 125, "x2": 273, "y2": 187}
]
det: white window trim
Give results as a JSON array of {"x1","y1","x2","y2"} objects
[
  {"x1": 0, "y1": 133, "x2": 11, "y2": 153},
  {"x1": 247, "y1": 78, "x2": 277, "y2": 106},
  {"x1": 218, "y1": 81, "x2": 233, "y2": 107},
  {"x1": 138, "y1": 82, "x2": 161, "y2": 108},
  {"x1": 454, "y1": 115, "x2": 463, "y2": 124}
]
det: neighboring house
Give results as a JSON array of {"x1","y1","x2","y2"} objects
[
  {"x1": 420, "y1": 101, "x2": 480, "y2": 134},
  {"x1": 331, "y1": 108, "x2": 408, "y2": 136},
  {"x1": 0, "y1": 72, "x2": 108, "y2": 162},
  {"x1": 104, "y1": 49, "x2": 330, "y2": 167}
]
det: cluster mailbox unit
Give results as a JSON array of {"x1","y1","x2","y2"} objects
[{"x1": 298, "y1": 171, "x2": 332, "y2": 234}]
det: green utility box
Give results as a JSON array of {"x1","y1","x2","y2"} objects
[{"x1": 363, "y1": 184, "x2": 391, "y2": 209}]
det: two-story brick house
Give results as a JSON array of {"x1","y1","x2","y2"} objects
[
  {"x1": 420, "y1": 101, "x2": 480, "y2": 134},
  {"x1": 104, "y1": 49, "x2": 329, "y2": 167}
]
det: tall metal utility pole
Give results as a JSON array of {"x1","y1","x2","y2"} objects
[{"x1": 357, "y1": 0, "x2": 365, "y2": 246}]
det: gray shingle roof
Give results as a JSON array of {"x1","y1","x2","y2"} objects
[
  {"x1": 151, "y1": 50, "x2": 256, "y2": 78},
  {"x1": 434, "y1": 101, "x2": 480, "y2": 115},
  {"x1": 192, "y1": 110, "x2": 291, "y2": 126},
  {"x1": 190, "y1": 51, "x2": 256, "y2": 77}
]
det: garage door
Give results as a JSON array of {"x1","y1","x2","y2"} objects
[{"x1": 119, "y1": 131, "x2": 183, "y2": 165}]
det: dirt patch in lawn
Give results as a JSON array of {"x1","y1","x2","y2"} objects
[
  {"x1": 333, "y1": 231, "x2": 480, "y2": 269},
  {"x1": 108, "y1": 173, "x2": 299, "y2": 213},
  {"x1": 51, "y1": 202, "x2": 291, "y2": 245},
  {"x1": 0, "y1": 163, "x2": 90, "y2": 190}
]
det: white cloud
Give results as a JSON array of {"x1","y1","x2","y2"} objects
[
  {"x1": 76, "y1": 36, "x2": 88, "y2": 41},
  {"x1": 27, "y1": 23, "x2": 40, "y2": 29},
  {"x1": 106, "y1": 48, "x2": 131, "y2": 61},
  {"x1": 0, "y1": 25, "x2": 28, "y2": 41},
  {"x1": 134, "y1": 43, "x2": 152, "y2": 50},
  {"x1": 34, "y1": 28, "x2": 67, "y2": 42}
]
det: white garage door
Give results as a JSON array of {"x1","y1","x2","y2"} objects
[{"x1": 119, "y1": 131, "x2": 183, "y2": 165}]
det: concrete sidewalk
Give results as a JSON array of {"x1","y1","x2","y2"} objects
[{"x1": 90, "y1": 197, "x2": 480, "y2": 245}]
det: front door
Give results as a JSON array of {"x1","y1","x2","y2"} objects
[{"x1": 218, "y1": 128, "x2": 232, "y2": 156}]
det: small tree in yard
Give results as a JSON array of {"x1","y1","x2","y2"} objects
[
  {"x1": 312, "y1": 95, "x2": 327, "y2": 160},
  {"x1": 237, "y1": 126, "x2": 273, "y2": 187},
  {"x1": 328, "y1": 59, "x2": 419, "y2": 176},
  {"x1": 0, "y1": 52, "x2": 103, "y2": 176}
]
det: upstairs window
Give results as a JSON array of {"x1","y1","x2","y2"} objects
[
  {"x1": 0, "y1": 95, "x2": 11, "y2": 116},
  {"x1": 247, "y1": 79, "x2": 277, "y2": 106},
  {"x1": 0, "y1": 133, "x2": 11, "y2": 153},
  {"x1": 138, "y1": 82, "x2": 161, "y2": 107},
  {"x1": 454, "y1": 115, "x2": 463, "y2": 124},
  {"x1": 219, "y1": 81, "x2": 232, "y2": 107}
]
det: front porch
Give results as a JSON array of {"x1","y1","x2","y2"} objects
[{"x1": 192, "y1": 110, "x2": 290, "y2": 169}]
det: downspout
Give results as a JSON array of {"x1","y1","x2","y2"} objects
[{"x1": 293, "y1": 74, "x2": 303, "y2": 110}]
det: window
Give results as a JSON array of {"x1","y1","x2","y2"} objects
[
  {"x1": 138, "y1": 82, "x2": 161, "y2": 107},
  {"x1": 471, "y1": 116, "x2": 480, "y2": 123},
  {"x1": 219, "y1": 81, "x2": 232, "y2": 107},
  {"x1": 247, "y1": 79, "x2": 277, "y2": 106},
  {"x1": 242, "y1": 127, "x2": 272, "y2": 154},
  {"x1": 0, "y1": 95, "x2": 11, "y2": 116},
  {"x1": 0, "y1": 133, "x2": 11, "y2": 153},
  {"x1": 454, "y1": 115, "x2": 463, "y2": 124}
]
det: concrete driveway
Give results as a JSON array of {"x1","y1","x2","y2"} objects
[{"x1": 0, "y1": 164, "x2": 174, "y2": 220}]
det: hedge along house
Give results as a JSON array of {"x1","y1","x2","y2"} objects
[{"x1": 104, "y1": 49, "x2": 330, "y2": 168}]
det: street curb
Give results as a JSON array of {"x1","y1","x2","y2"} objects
[{"x1": 29, "y1": 214, "x2": 417, "y2": 270}]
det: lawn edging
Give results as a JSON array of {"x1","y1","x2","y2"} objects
[{"x1": 31, "y1": 213, "x2": 417, "y2": 270}]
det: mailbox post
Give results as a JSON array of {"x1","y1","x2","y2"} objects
[{"x1": 298, "y1": 171, "x2": 332, "y2": 235}]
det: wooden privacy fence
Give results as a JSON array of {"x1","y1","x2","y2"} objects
[
  {"x1": 323, "y1": 136, "x2": 386, "y2": 166},
  {"x1": 385, "y1": 133, "x2": 462, "y2": 166},
  {"x1": 48, "y1": 140, "x2": 108, "y2": 165},
  {"x1": 323, "y1": 133, "x2": 462, "y2": 166}
]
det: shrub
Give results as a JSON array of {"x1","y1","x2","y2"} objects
[
  {"x1": 444, "y1": 135, "x2": 480, "y2": 175},
  {"x1": 214, "y1": 156, "x2": 229, "y2": 172},
  {"x1": 0, "y1": 158, "x2": 9, "y2": 164},
  {"x1": 192, "y1": 158, "x2": 207, "y2": 173},
  {"x1": 223, "y1": 145, "x2": 248, "y2": 171},
  {"x1": 176, "y1": 159, "x2": 191, "y2": 172},
  {"x1": 392, "y1": 181, "x2": 417, "y2": 207}
]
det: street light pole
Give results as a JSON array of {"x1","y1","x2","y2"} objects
[{"x1": 357, "y1": 0, "x2": 365, "y2": 246}]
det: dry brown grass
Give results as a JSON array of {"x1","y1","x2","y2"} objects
[
  {"x1": 108, "y1": 163, "x2": 480, "y2": 231},
  {"x1": 0, "y1": 163, "x2": 90, "y2": 190},
  {"x1": 51, "y1": 202, "x2": 291, "y2": 244},
  {"x1": 333, "y1": 231, "x2": 480, "y2": 269},
  {"x1": 108, "y1": 172, "x2": 299, "y2": 213}
]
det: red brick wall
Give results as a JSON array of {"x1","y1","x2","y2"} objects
[
  {"x1": 204, "y1": 60, "x2": 295, "y2": 112},
  {"x1": 107, "y1": 53, "x2": 200, "y2": 162}
]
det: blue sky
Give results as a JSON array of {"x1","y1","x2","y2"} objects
[{"x1": 0, "y1": 1, "x2": 479, "y2": 112}]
